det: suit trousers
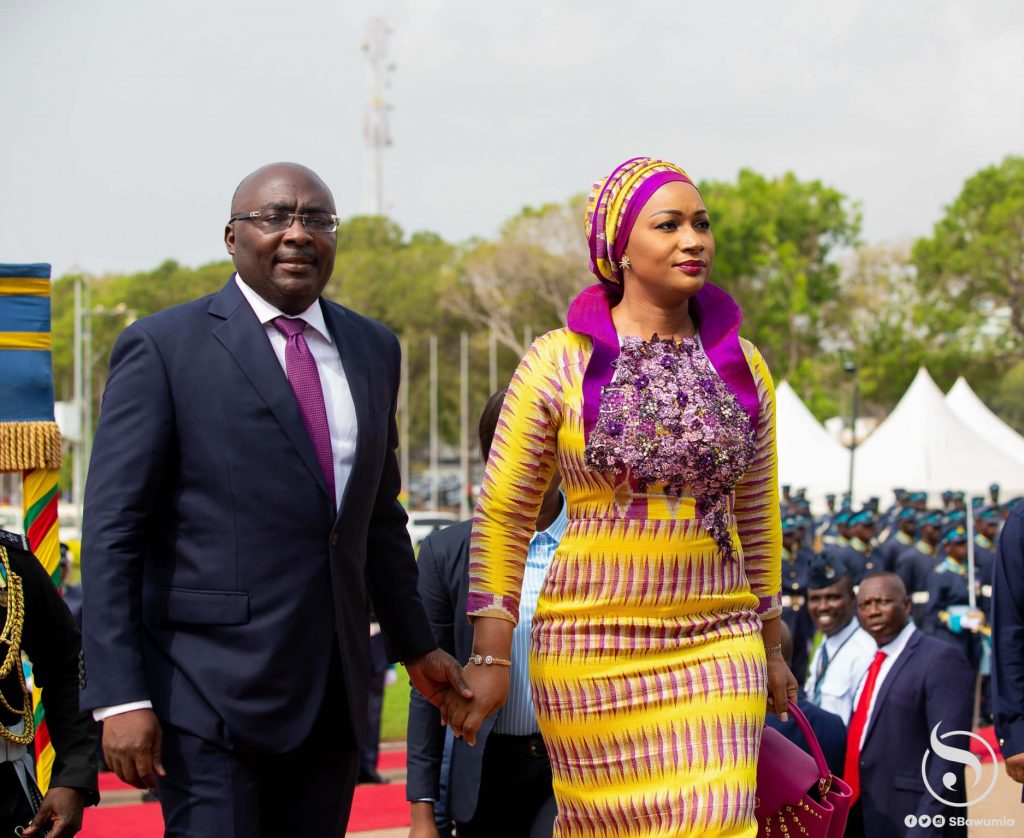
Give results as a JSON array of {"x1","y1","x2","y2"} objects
[
  {"x1": 456, "y1": 733, "x2": 555, "y2": 838},
  {"x1": 156, "y1": 647, "x2": 360, "y2": 838}
]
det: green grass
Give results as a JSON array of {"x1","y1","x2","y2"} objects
[{"x1": 380, "y1": 675, "x2": 412, "y2": 742}]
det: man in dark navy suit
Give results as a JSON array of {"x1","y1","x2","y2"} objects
[
  {"x1": 846, "y1": 573, "x2": 973, "y2": 837},
  {"x1": 79, "y1": 163, "x2": 468, "y2": 837},
  {"x1": 992, "y1": 499, "x2": 1024, "y2": 790}
]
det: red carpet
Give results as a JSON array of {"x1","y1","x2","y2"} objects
[{"x1": 82, "y1": 750, "x2": 411, "y2": 836}]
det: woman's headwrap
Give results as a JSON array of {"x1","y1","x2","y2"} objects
[{"x1": 584, "y1": 157, "x2": 695, "y2": 286}]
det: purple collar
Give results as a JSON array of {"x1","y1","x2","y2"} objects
[{"x1": 566, "y1": 282, "x2": 760, "y2": 441}]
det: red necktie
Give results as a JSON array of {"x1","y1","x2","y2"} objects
[
  {"x1": 272, "y1": 316, "x2": 336, "y2": 504},
  {"x1": 844, "y1": 649, "x2": 887, "y2": 803}
]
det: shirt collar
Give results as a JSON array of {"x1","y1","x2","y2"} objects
[
  {"x1": 824, "y1": 616, "x2": 861, "y2": 652},
  {"x1": 234, "y1": 273, "x2": 333, "y2": 344},
  {"x1": 530, "y1": 491, "x2": 568, "y2": 550},
  {"x1": 878, "y1": 620, "x2": 915, "y2": 656}
]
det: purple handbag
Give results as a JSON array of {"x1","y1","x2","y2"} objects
[{"x1": 755, "y1": 700, "x2": 852, "y2": 838}]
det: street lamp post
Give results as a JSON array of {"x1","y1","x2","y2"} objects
[{"x1": 841, "y1": 352, "x2": 859, "y2": 502}]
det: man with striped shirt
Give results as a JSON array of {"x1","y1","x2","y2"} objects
[{"x1": 407, "y1": 390, "x2": 566, "y2": 837}]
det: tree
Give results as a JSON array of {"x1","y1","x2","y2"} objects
[
  {"x1": 445, "y1": 196, "x2": 591, "y2": 357},
  {"x1": 700, "y1": 170, "x2": 861, "y2": 386},
  {"x1": 912, "y1": 155, "x2": 1024, "y2": 355}
]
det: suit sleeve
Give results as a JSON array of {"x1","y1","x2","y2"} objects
[
  {"x1": 992, "y1": 505, "x2": 1024, "y2": 758},
  {"x1": 466, "y1": 334, "x2": 561, "y2": 623},
  {"x1": 364, "y1": 331, "x2": 437, "y2": 663},
  {"x1": 732, "y1": 342, "x2": 782, "y2": 619},
  {"x1": 405, "y1": 534, "x2": 454, "y2": 802},
  {"x1": 16, "y1": 549, "x2": 99, "y2": 802},
  {"x1": 80, "y1": 323, "x2": 175, "y2": 710},
  {"x1": 918, "y1": 642, "x2": 974, "y2": 819}
]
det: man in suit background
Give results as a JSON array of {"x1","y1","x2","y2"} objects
[
  {"x1": 846, "y1": 573, "x2": 974, "y2": 837},
  {"x1": 407, "y1": 389, "x2": 563, "y2": 837},
  {"x1": 80, "y1": 163, "x2": 468, "y2": 837},
  {"x1": 992, "y1": 499, "x2": 1024, "y2": 788}
]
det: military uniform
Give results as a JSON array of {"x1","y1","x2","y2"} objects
[
  {"x1": 780, "y1": 521, "x2": 815, "y2": 687},
  {"x1": 0, "y1": 530, "x2": 98, "y2": 833},
  {"x1": 923, "y1": 526, "x2": 985, "y2": 670}
]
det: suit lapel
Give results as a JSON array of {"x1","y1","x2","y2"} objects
[
  {"x1": 862, "y1": 629, "x2": 921, "y2": 748},
  {"x1": 208, "y1": 279, "x2": 331, "y2": 500}
]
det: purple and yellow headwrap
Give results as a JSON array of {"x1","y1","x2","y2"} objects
[
  {"x1": 585, "y1": 157, "x2": 695, "y2": 286},
  {"x1": 570, "y1": 157, "x2": 762, "y2": 438}
]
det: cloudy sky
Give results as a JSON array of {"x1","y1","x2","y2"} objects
[{"x1": 2, "y1": 0, "x2": 1022, "y2": 279}]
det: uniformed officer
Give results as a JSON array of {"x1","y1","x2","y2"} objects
[
  {"x1": 895, "y1": 510, "x2": 944, "y2": 623},
  {"x1": 804, "y1": 554, "x2": 876, "y2": 724},
  {"x1": 877, "y1": 507, "x2": 917, "y2": 574},
  {"x1": 991, "y1": 499, "x2": 1024, "y2": 787},
  {"x1": 822, "y1": 509, "x2": 852, "y2": 550},
  {"x1": 780, "y1": 516, "x2": 815, "y2": 687},
  {"x1": 989, "y1": 482, "x2": 1001, "y2": 508},
  {"x1": 973, "y1": 506, "x2": 1001, "y2": 606},
  {"x1": 923, "y1": 523, "x2": 986, "y2": 669},
  {"x1": 0, "y1": 530, "x2": 98, "y2": 836},
  {"x1": 830, "y1": 509, "x2": 887, "y2": 583},
  {"x1": 907, "y1": 491, "x2": 927, "y2": 513}
]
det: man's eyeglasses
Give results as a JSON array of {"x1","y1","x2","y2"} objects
[{"x1": 228, "y1": 209, "x2": 340, "y2": 234}]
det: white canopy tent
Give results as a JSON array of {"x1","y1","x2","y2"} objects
[
  {"x1": 851, "y1": 368, "x2": 1024, "y2": 503},
  {"x1": 945, "y1": 376, "x2": 1024, "y2": 465},
  {"x1": 775, "y1": 381, "x2": 851, "y2": 509}
]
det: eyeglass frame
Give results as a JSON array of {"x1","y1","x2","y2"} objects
[{"x1": 227, "y1": 209, "x2": 341, "y2": 234}]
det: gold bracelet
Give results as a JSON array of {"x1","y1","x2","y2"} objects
[
  {"x1": 468, "y1": 653, "x2": 511, "y2": 667},
  {"x1": 764, "y1": 642, "x2": 783, "y2": 658}
]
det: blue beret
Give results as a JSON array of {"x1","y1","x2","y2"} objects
[
  {"x1": 941, "y1": 524, "x2": 967, "y2": 545},
  {"x1": 849, "y1": 510, "x2": 876, "y2": 527},
  {"x1": 919, "y1": 511, "x2": 944, "y2": 527}
]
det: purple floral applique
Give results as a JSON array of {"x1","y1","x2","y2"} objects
[{"x1": 583, "y1": 335, "x2": 756, "y2": 559}]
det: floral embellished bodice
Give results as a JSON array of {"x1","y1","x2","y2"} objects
[{"x1": 584, "y1": 334, "x2": 756, "y2": 558}]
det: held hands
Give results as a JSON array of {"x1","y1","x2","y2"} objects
[
  {"x1": 102, "y1": 708, "x2": 166, "y2": 790},
  {"x1": 403, "y1": 648, "x2": 474, "y2": 709},
  {"x1": 21, "y1": 787, "x2": 85, "y2": 837},
  {"x1": 439, "y1": 662, "x2": 509, "y2": 746},
  {"x1": 765, "y1": 656, "x2": 799, "y2": 723}
]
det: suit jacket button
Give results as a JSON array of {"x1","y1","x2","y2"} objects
[{"x1": 331, "y1": 533, "x2": 339, "y2": 546}]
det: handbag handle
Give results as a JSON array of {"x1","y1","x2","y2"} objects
[{"x1": 782, "y1": 699, "x2": 834, "y2": 794}]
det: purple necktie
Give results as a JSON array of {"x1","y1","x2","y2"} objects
[{"x1": 272, "y1": 316, "x2": 336, "y2": 504}]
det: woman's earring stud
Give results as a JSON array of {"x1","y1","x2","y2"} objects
[{"x1": 619, "y1": 255, "x2": 631, "y2": 270}]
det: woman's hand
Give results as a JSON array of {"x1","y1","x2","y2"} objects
[
  {"x1": 765, "y1": 656, "x2": 799, "y2": 722},
  {"x1": 440, "y1": 664, "x2": 510, "y2": 746}
]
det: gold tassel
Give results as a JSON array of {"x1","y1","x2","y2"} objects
[{"x1": 0, "y1": 422, "x2": 62, "y2": 471}]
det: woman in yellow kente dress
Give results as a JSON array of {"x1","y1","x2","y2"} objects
[{"x1": 444, "y1": 157, "x2": 796, "y2": 837}]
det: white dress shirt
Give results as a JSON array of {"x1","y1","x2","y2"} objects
[
  {"x1": 805, "y1": 617, "x2": 877, "y2": 724},
  {"x1": 94, "y1": 275, "x2": 357, "y2": 722},
  {"x1": 852, "y1": 621, "x2": 916, "y2": 748}
]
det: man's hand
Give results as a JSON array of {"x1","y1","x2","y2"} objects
[
  {"x1": 409, "y1": 801, "x2": 442, "y2": 838},
  {"x1": 439, "y1": 664, "x2": 509, "y2": 746},
  {"x1": 102, "y1": 708, "x2": 166, "y2": 789},
  {"x1": 404, "y1": 648, "x2": 473, "y2": 708},
  {"x1": 1006, "y1": 752, "x2": 1024, "y2": 784},
  {"x1": 22, "y1": 787, "x2": 85, "y2": 837}
]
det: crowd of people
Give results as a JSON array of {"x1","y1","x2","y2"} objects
[{"x1": 1, "y1": 156, "x2": 1022, "y2": 838}]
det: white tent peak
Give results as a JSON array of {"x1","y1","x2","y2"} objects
[
  {"x1": 775, "y1": 380, "x2": 850, "y2": 508},
  {"x1": 851, "y1": 366, "x2": 1024, "y2": 501},
  {"x1": 946, "y1": 376, "x2": 1024, "y2": 464}
]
